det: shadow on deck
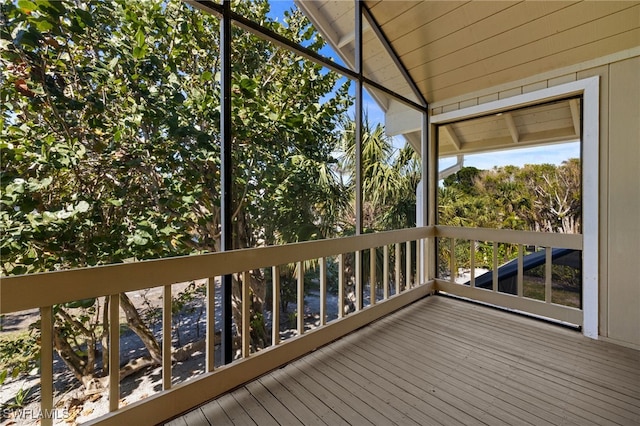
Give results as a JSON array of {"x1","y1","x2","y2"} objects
[{"x1": 165, "y1": 296, "x2": 640, "y2": 425}]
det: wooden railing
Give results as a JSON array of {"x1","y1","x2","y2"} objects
[
  {"x1": 0, "y1": 225, "x2": 584, "y2": 424},
  {"x1": 0, "y1": 227, "x2": 434, "y2": 425},
  {"x1": 433, "y1": 226, "x2": 583, "y2": 326}
]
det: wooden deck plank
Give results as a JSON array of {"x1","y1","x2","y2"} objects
[
  {"x1": 178, "y1": 408, "x2": 209, "y2": 426},
  {"x1": 414, "y1": 301, "x2": 640, "y2": 403},
  {"x1": 256, "y1": 374, "x2": 326, "y2": 424},
  {"x1": 430, "y1": 300, "x2": 640, "y2": 378},
  {"x1": 200, "y1": 399, "x2": 234, "y2": 426},
  {"x1": 303, "y1": 348, "x2": 424, "y2": 425},
  {"x1": 231, "y1": 387, "x2": 279, "y2": 426},
  {"x1": 244, "y1": 380, "x2": 304, "y2": 426},
  {"x1": 364, "y1": 308, "x2": 579, "y2": 425},
  {"x1": 313, "y1": 344, "x2": 464, "y2": 425},
  {"x1": 286, "y1": 357, "x2": 379, "y2": 425},
  {"x1": 217, "y1": 393, "x2": 256, "y2": 425},
  {"x1": 399, "y1": 299, "x2": 640, "y2": 397},
  {"x1": 170, "y1": 295, "x2": 640, "y2": 426},
  {"x1": 320, "y1": 335, "x2": 517, "y2": 426},
  {"x1": 396, "y1": 302, "x2": 634, "y2": 422},
  {"x1": 266, "y1": 367, "x2": 349, "y2": 425},
  {"x1": 430, "y1": 297, "x2": 640, "y2": 367},
  {"x1": 329, "y1": 340, "x2": 515, "y2": 426},
  {"x1": 164, "y1": 416, "x2": 188, "y2": 426},
  {"x1": 349, "y1": 329, "x2": 545, "y2": 425},
  {"x1": 369, "y1": 326, "x2": 581, "y2": 425},
  {"x1": 380, "y1": 299, "x2": 640, "y2": 424}
]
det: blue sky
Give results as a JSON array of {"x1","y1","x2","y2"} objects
[
  {"x1": 267, "y1": 0, "x2": 343, "y2": 63},
  {"x1": 440, "y1": 141, "x2": 581, "y2": 170},
  {"x1": 266, "y1": 1, "x2": 581, "y2": 170}
]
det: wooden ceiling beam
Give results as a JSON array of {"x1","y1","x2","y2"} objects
[
  {"x1": 569, "y1": 99, "x2": 581, "y2": 138},
  {"x1": 442, "y1": 125, "x2": 462, "y2": 151},
  {"x1": 503, "y1": 112, "x2": 520, "y2": 143},
  {"x1": 337, "y1": 22, "x2": 371, "y2": 48}
]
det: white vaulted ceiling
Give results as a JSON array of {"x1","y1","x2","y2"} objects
[{"x1": 298, "y1": 1, "x2": 639, "y2": 155}]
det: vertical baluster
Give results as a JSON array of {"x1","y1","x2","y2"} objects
[
  {"x1": 406, "y1": 241, "x2": 412, "y2": 289},
  {"x1": 416, "y1": 239, "x2": 422, "y2": 285},
  {"x1": 242, "y1": 271, "x2": 251, "y2": 357},
  {"x1": 338, "y1": 254, "x2": 345, "y2": 318},
  {"x1": 355, "y1": 251, "x2": 362, "y2": 311},
  {"x1": 163, "y1": 285, "x2": 172, "y2": 390},
  {"x1": 383, "y1": 245, "x2": 389, "y2": 300},
  {"x1": 470, "y1": 241, "x2": 476, "y2": 288},
  {"x1": 545, "y1": 247, "x2": 553, "y2": 303},
  {"x1": 319, "y1": 257, "x2": 327, "y2": 326},
  {"x1": 297, "y1": 261, "x2": 304, "y2": 335},
  {"x1": 370, "y1": 248, "x2": 376, "y2": 306},
  {"x1": 40, "y1": 306, "x2": 53, "y2": 426},
  {"x1": 420, "y1": 239, "x2": 425, "y2": 284},
  {"x1": 272, "y1": 266, "x2": 280, "y2": 345},
  {"x1": 109, "y1": 294, "x2": 120, "y2": 411},
  {"x1": 450, "y1": 238, "x2": 456, "y2": 284},
  {"x1": 492, "y1": 242, "x2": 499, "y2": 292},
  {"x1": 517, "y1": 245, "x2": 524, "y2": 297},
  {"x1": 395, "y1": 243, "x2": 401, "y2": 295},
  {"x1": 206, "y1": 277, "x2": 216, "y2": 372}
]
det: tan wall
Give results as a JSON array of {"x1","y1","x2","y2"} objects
[
  {"x1": 430, "y1": 52, "x2": 640, "y2": 349},
  {"x1": 607, "y1": 57, "x2": 640, "y2": 347}
]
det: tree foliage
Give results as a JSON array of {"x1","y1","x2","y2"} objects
[
  {"x1": 440, "y1": 161, "x2": 581, "y2": 234},
  {"x1": 339, "y1": 116, "x2": 421, "y2": 232},
  {"x1": 1, "y1": 0, "x2": 351, "y2": 387},
  {"x1": 0, "y1": 0, "x2": 581, "y2": 402},
  {"x1": 438, "y1": 160, "x2": 582, "y2": 283}
]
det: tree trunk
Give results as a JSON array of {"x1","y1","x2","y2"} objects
[
  {"x1": 101, "y1": 296, "x2": 109, "y2": 372},
  {"x1": 119, "y1": 293, "x2": 162, "y2": 365},
  {"x1": 230, "y1": 211, "x2": 268, "y2": 351},
  {"x1": 52, "y1": 327, "x2": 90, "y2": 386}
]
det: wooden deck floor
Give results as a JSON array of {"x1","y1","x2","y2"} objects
[{"x1": 165, "y1": 295, "x2": 640, "y2": 426}]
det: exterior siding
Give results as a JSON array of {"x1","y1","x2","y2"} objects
[{"x1": 607, "y1": 56, "x2": 640, "y2": 347}]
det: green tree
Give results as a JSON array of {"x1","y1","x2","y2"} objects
[
  {"x1": 337, "y1": 116, "x2": 421, "y2": 299},
  {"x1": 1, "y1": 0, "x2": 350, "y2": 388},
  {"x1": 521, "y1": 159, "x2": 581, "y2": 233},
  {"x1": 441, "y1": 163, "x2": 581, "y2": 234},
  {"x1": 442, "y1": 166, "x2": 481, "y2": 196},
  {"x1": 339, "y1": 116, "x2": 420, "y2": 232},
  {"x1": 438, "y1": 161, "x2": 582, "y2": 275}
]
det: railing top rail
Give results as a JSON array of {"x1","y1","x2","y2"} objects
[
  {"x1": 435, "y1": 226, "x2": 583, "y2": 250},
  {"x1": 1, "y1": 226, "x2": 433, "y2": 314},
  {"x1": 1, "y1": 225, "x2": 583, "y2": 313}
]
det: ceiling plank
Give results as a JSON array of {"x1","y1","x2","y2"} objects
[
  {"x1": 410, "y1": 3, "x2": 637, "y2": 85},
  {"x1": 296, "y1": 1, "x2": 351, "y2": 57},
  {"x1": 392, "y1": 1, "x2": 523, "y2": 58},
  {"x1": 377, "y1": 1, "x2": 468, "y2": 43},
  {"x1": 503, "y1": 113, "x2": 520, "y2": 143},
  {"x1": 438, "y1": 127, "x2": 576, "y2": 156},
  {"x1": 518, "y1": 127, "x2": 577, "y2": 144},
  {"x1": 422, "y1": 23, "x2": 640, "y2": 102},
  {"x1": 317, "y1": 0, "x2": 353, "y2": 22},
  {"x1": 366, "y1": 0, "x2": 432, "y2": 27}
]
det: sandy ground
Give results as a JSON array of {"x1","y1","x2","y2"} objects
[{"x1": 0, "y1": 280, "x2": 352, "y2": 425}]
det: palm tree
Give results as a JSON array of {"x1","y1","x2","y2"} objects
[
  {"x1": 338, "y1": 115, "x2": 419, "y2": 232},
  {"x1": 337, "y1": 115, "x2": 422, "y2": 299}
]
